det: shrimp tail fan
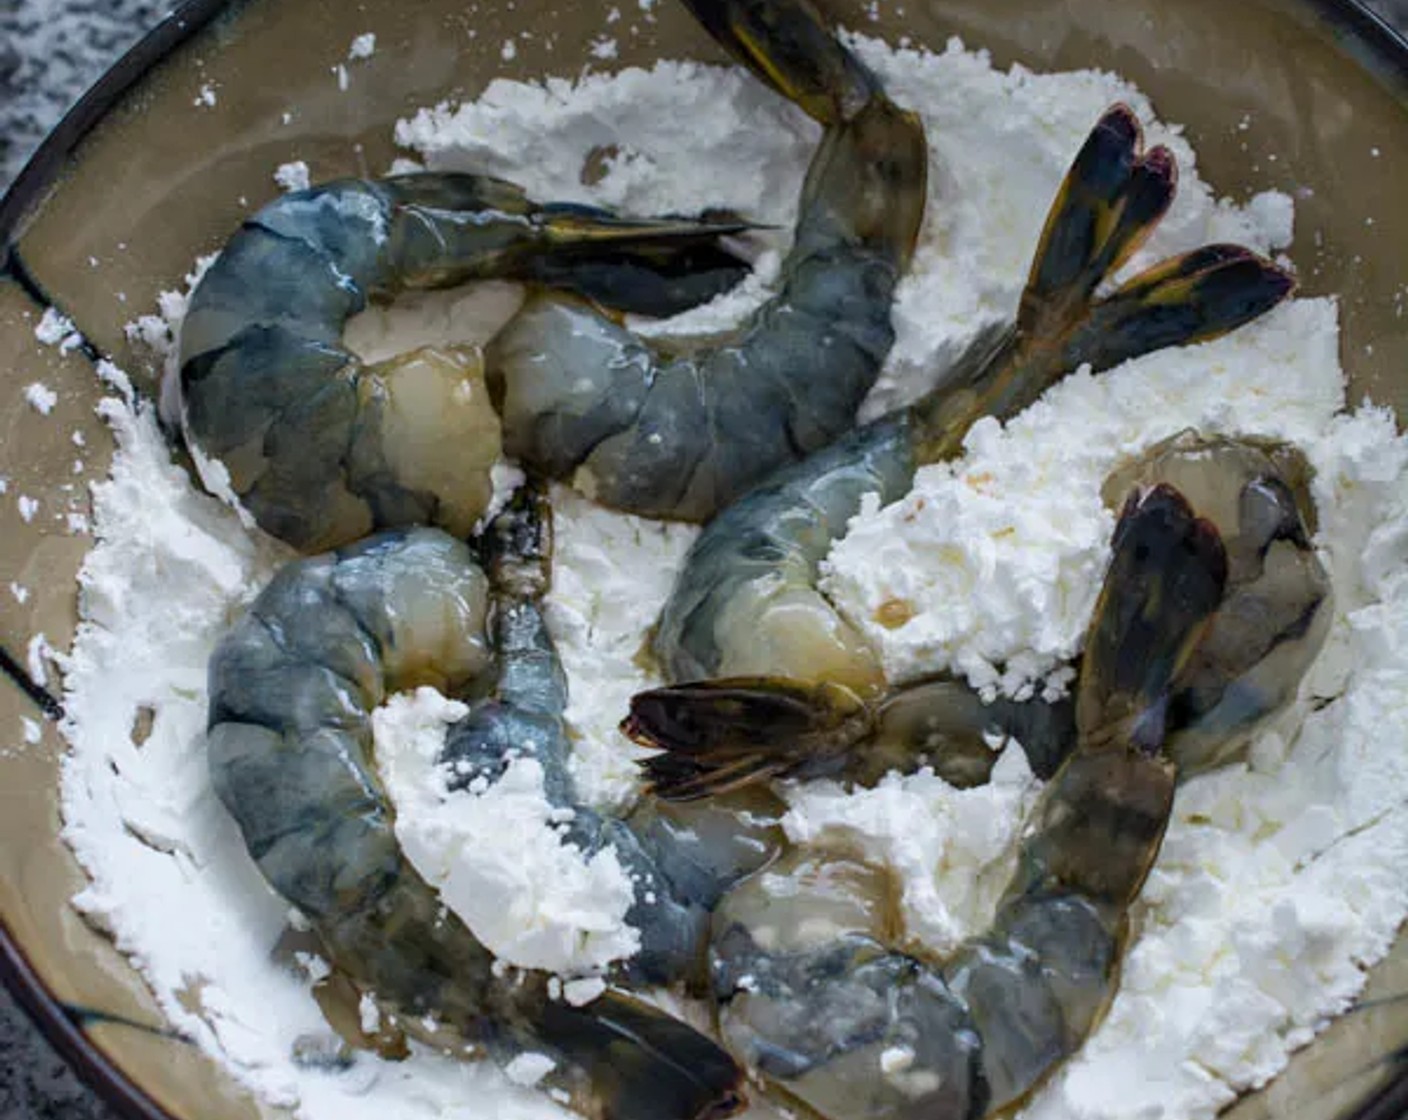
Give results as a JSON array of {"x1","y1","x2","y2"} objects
[
  {"x1": 527, "y1": 203, "x2": 762, "y2": 317},
  {"x1": 378, "y1": 171, "x2": 760, "y2": 318},
  {"x1": 624, "y1": 678, "x2": 873, "y2": 800},
  {"x1": 533, "y1": 988, "x2": 747, "y2": 1120},
  {"x1": 1019, "y1": 104, "x2": 1295, "y2": 375},
  {"x1": 1078, "y1": 483, "x2": 1229, "y2": 753},
  {"x1": 677, "y1": 0, "x2": 881, "y2": 124}
]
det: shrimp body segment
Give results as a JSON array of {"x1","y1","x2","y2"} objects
[
  {"x1": 489, "y1": 0, "x2": 928, "y2": 522},
  {"x1": 178, "y1": 174, "x2": 754, "y2": 553},
  {"x1": 707, "y1": 485, "x2": 1229, "y2": 1120},
  {"x1": 206, "y1": 525, "x2": 752, "y2": 1120},
  {"x1": 654, "y1": 415, "x2": 917, "y2": 698},
  {"x1": 653, "y1": 104, "x2": 1294, "y2": 696}
]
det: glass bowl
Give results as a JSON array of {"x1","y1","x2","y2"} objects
[{"x1": 0, "y1": 1, "x2": 1405, "y2": 1118}]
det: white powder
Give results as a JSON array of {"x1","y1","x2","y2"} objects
[
  {"x1": 358, "y1": 991, "x2": 382, "y2": 1035},
  {"x1": 51, "y1": 34, "x2": 1408, "y2": 1120},
  {"x1": 24, "y1": 381, "x2": 58, "y2": 414},
  {"x1": 544, "y1": 485, "x2": 698, "y2": 809},
  {"x1": 782, "y1": 745, "x2": 1040, "y2": 955},
  {"x1": 16, "y1": 495, "x2": 38, "y2": 522},
  {"x1": 34, "y1": 305, "x2": 82, "y2": 351},
  {"x1": 95, "y1": 356, "x2": 134, "y2": 400},
  {"x1": 825, "y1": 300, "x2": 1343, "y2": 697},
  {"x1": 376, "y1": 688, "x2": 640, "y2": 974},
  {"x1": 274, "y1": 160, "x2": 312, "y2": 192},
  {"x1": 562, "y1": 977, "x2": 608, "y2": 1007},
  {"x1": 504, "y1": 1052, "x2": 557, "y2": 1087},
  {"x1": 348, "y1": 32, "x2": 377, "y2": 61},
  {"x1": 396, "y1": 62, "x2": 814, "y2": 237}
]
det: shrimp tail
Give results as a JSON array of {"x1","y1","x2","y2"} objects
[
  {"x1": 624, "y1": 678, "x2": 873, "y2": 799},
  {"x1": 529, "y1": 988, "x2": 747, "y2": 1120},
  {"x1": 1078, "y1": 483, "x2": 1229, "y2": 751},
  {"x1": 1020, "y1": 103, "x2": 1295, "y2": 375},
  {"x1": 528, "y1": 242, "x2": 758, "y2": 320},
  {"x1": 525, "y1": 205, "x2": 761, "y2": 316},
  {"x1": 910, "y1": 106, "x2": 1291, "y2": 464},
  {"x1": 534, "y1": 203, "x2": 755, "y2": 248},
  {"x1": 678, "y1": 0, "x2": 881, "y2": 124},
  {"x1": 1064, "y1": 243, "x2": 1297, "y2": 372},
  {"x1": 383, "y1": 174, "x2": 761, "y2": 316},
  {"x1": 628, "y1": 672, "x2": 1081, "y2": 799}
]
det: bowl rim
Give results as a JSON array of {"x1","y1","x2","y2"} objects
[
  {"x1": 0, "y1": 0, "x2": 229, "y2": 262},
  {"x1": 2, "y1": 1, "x2": 1408, "y2": 1118}
]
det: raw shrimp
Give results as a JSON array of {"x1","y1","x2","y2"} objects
[
  {"x1": 438, "y1": 487, "x2": 783, "y2": 989},
  {"x1": 488, "y1": 0, "x2": 928, "y2": 521},
  {"x1": 177, "y1": 173, "x2": 755, "y2": 553},
  {"x1": 630, "y1": 431, "x2": 1330, "y2": 798},
  {"x1": 704, "y1": 483, "x2": 1228, "y2": 1120},
  {"x1": 651, "y1": 103, "x2": 1295, "y2": 702},
  {"x1": 205, "y1": 526, "x2": 749, "y2": 1120}
]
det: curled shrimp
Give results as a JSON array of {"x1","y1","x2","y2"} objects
[
  {"x1": 488, "y1": 0, "x2": 928, "y2": 521},
  {"x1": 177, "y1": 173, "x2": 755, "y2": 552},
  {"x1": 205, "y1": 523, "x2": 756, "y2": 1120},
  {"x1": 629, "y1": 431, "x2": 1331, "y2": 798},
  {"x1": 651, "y1": 103, "x2": 1295, "y2": 701},
  {"x1": 702, "y1": 482, "x2": 1229, "y2": 1120}
]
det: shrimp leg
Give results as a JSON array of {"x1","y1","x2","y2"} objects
[
  {"x1": 178, "y1": 174, "x2": 756, "y2": 553},
  {"x1": 489, "y1": 0, "x2": 928, "y2": 521},
  {"x1": 705, "y1": 484, "x2": 1228, "y2": 1120},
  {"x1": 632, "y1": 433, "x2": 1329, "y2": 799},
  {"x1": 205, "y1": 526, "x2": 750, "y2": 1120},
  {"x1": 652, "y1": 104, "x2": 1294, "y2": 704}
]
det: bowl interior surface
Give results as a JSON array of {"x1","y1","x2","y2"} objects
[{"x1": 1, "y1": 1, "x2": 1406, "y2": 1119}]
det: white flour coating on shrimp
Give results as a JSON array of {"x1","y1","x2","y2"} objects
[
  {"x1": 376, "y1": 687, "x2": 642, "y2": 973},
  {"x1": 544, "y1": 485, "x2": 698, "y2": 808},
  {"x1": 50, "y1": 35, "x2": 1408, "y2": 1120},
  {"x1": 825, "y1": 298, "x2": 1343, "y2": 697}
]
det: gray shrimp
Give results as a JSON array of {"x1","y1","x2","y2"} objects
[
  {"x1": 651, "y1": 103, "x2": 1296, "y2": 702},
  {"x1": 177, "y1": 173, "x2": 756, "y2": 553},
  {"x1": 629, "y1": 431, "x2": 1330, "y2": 798},
  {"x1": 487, "y1": 0, "x2": 928, "y2": 521},
  {"x1": 704, "y1": 482, "x2": 1229, "y2": 1120},
  {"x1": 438, "y1": 487, "x2": 783, "y2": 990},
  {"x1": 205, "y1": 524, "x2": 752, "y2": 1120}
]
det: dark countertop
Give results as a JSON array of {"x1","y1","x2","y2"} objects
[{"x1": 1, "y1": 2, "x2": 1407, "y2": 1119}]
